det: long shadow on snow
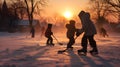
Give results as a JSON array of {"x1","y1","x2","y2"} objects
[
  {"x1": 0, "y1": 45, "x2": 50, "y2": 67},
  {"x1": 64, "y1": 51, "x2": 114, "y2": 67},
  {"x1": 79, "y1": 55, "x2": 114, "y2": 67},
  {"x1": 0, "y1": 45, "x2": 44, "y2": 58},
  {"x1": 13, "y1": 46, "x2": 51, "y2": 67}
]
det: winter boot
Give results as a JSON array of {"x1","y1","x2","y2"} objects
[
  {"x1": 78, "y1": 49, "x2": 87, "y2": 56},
  {"x1": 89, "y1": 49, "x2": 98, "y2": 56}
]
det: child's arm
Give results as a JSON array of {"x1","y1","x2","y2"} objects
[{"x1": 76, "y1": 29, "x2": 84, "y2": 37}]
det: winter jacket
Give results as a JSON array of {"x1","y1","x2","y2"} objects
[
  {"x1": 45, "y1": 28, "x2": 53, "y2": 37},
  {"x1": 80, "y1": 13, "x2": 97, "y2": 36},
  {"x1": 66, "y1": 24, "x2": 76, "y2": 38}
]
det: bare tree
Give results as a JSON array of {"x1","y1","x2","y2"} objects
[
  {"x1": 89, "y1": 0, "x2": 120, "y2": 36},
  {"x1": 89, "y1": 0, "x2": 110, "y2": 19},
  {"x1": 23, "y1": 0, "x2": 48, "y2": 28},
  {"x1": 105, "y1": 0, "x2": 120, "y2": 22},
  {"x1": 22, "y1": 0, "x2": 48, "y2": 38},
  {"x1": 105, "y1": 0, "x2": 120, "y2": 11},
  {"x1": 10, "y1": 0, "x2": 26, "y2": 20},
  {"x1": 89, "y1": 0, "x2": 111, "y2": 36}
]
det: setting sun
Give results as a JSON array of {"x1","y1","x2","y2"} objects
[{"x1": 64, "y1": 11, "x2": 73, "y2": 19}]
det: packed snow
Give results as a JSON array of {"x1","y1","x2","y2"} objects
[{"x1": 0, "y1": 32, "x2": 120, "y2": 67}]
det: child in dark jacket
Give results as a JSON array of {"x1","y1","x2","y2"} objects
[
  {"x1": 77, "y1": 11, "x2": 98, "y2": 55},
  {"x1": 45, "y1": 24, "x2": 54, "y2": 46},
  {"x1": 66, "y1": 20, "x2": 77, "y2": 50}
]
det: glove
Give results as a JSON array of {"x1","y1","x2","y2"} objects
[
  {"x1": 76, "y1": 31, "x2": 80, "y2": 36},
  {"x1": 76, "y1": 29, "x2": 83, "y2": 36},
  {"x1": 51, "y1": 32, "x2": 53, "y2": 35}
]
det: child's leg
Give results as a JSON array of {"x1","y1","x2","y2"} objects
[
  {"x1": 46, "y1": 36, "x2": 52, "y2": 45},
  {"x1": 67, "y1": 37, "x2": 75, "y2": 49},
  {"x1": 79, "y1": 35, "x2": 88, "y2": 52},
  {"x1": 78, "y1": 35, "x2": 88, "y2": 55},
  {"x1": 46, "y1": 37, "x2": 50, "y2": 45},
  {"x1": 49, "y1": 36, "x2": 54, "y2": 45},
  {"x1": 88, "y1": 35, "x2": 98, "y2": 53}
]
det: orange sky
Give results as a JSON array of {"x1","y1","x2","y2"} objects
[
  {"x1": 3, "y1": 0, "x2": 118, "y2": 22},
  {"x1": 3, "y1": 0, "x2": 89, "y2": 22},
  {"x1": 42, "y1": 0, "x2": 118, "y2": 23},
  {"x1": 43, "y1": 0, "x2": 89, "y2": 18}
]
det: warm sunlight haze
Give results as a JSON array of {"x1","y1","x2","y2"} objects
[
  {"x1": 63, "y1": 11, "x2": 73, "y2": 20},
  {"x1": 43, "y1": 0, "x2": 89, "y2": 21},
  {"x1": 0, "y1": 0, "x2": 120, "y2": 67}
]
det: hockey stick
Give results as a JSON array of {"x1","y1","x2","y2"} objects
[
  {"x1": 52, "y1": 35, "x2": 63, "y2": 45},
  {"x1": 75, "y1": 36, "x2": 78, "y2": 40}
]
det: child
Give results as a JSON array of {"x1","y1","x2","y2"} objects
[
  {"x1": 45, "y1": 23, "x2": 54, "y2": 46},
  {"x1": 100, "y1": 27, "x2": 109, "y2": 37},
  {"x1": 66, "y1": 20, "x2": 77, "y2": 50},
  {"x1": 77, "y1": 11, "x2": 98, "y2": 56}
]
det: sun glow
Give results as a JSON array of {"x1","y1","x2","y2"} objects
[{"x1": 64, "y1": 11, "x2": 73, "y2": 19}]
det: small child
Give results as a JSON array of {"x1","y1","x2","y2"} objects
[
  {"x1": 45, "y1": 24, "x2": 54, "y2": 46},
  {"x1": 66, "y1": 20, "x2": 77, "y2": 50},
  {"x1": 100, "y1": 27, "x2": 109, "y2": 37}
]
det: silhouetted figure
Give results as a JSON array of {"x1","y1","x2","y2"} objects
[
  {"x1": 45, "y1": 24, "x2": 54, "y2": 46},
  {"x1": 66, "y1": 20, "x2": 77, "y2": 50},
  {"x1": 30, "y1": 26, "x2": 35, "y2": 38},
  {"x1": 100, "y1": 27, "x2": 109, "y2": 37},
  {"x1": 77, "y1": 11, "x2": 98, "y2": 56}
]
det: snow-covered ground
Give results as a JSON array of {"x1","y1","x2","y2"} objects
[{"x1": 0, "y1": 32, "x2": 120, "y2": 67}]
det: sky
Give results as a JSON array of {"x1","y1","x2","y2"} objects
[
  {"x1": 43, "y1": 0, "x2": 119, "y2": 23},
  {"x1": 0, "y1": 0, "x2": 89, "y2": 22},
  {"x1": 44, "y1": 0, "x2": 89, "y2": 18},
  {"x1": 1, "y1": 0, "x2": 118, "y2": 22}
]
